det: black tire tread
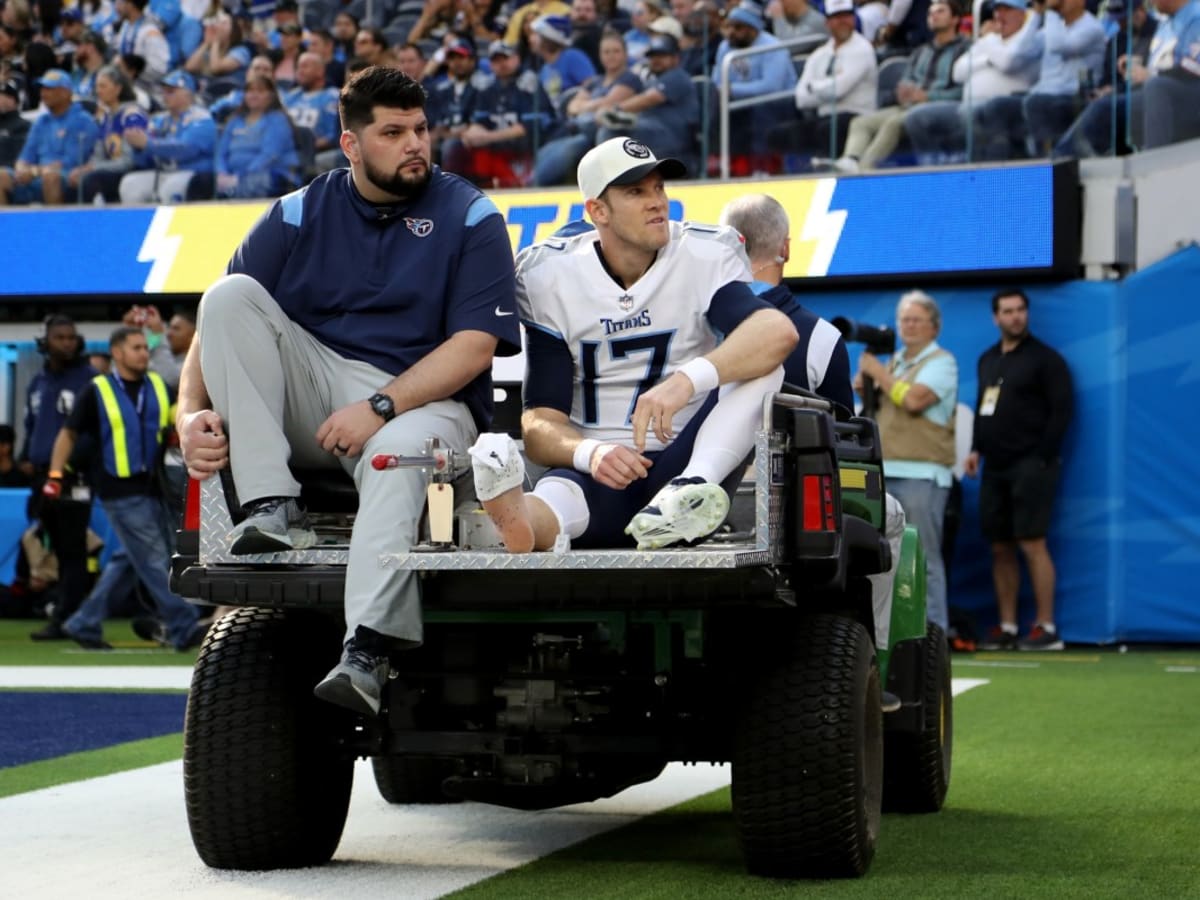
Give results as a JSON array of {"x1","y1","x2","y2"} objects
[
  {"x1": 184, "y1": 608, "x2": 354, "y2": 869},
  {"x1": 732, "y1": 613, "x2": 883, "y2": 879},
  {"x1": 883, "y1": 621, "x2": 953, "y2": 813}
]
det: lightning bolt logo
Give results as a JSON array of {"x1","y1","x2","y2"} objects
[
  {"x1": 137, "y1": 207, "x2": 181, "y2": 294},
  {"x1": 794, "y1": 178, "x2": 847, "y2": 277}
]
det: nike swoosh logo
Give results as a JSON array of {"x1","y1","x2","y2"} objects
[{"x1": 495, "y1": 307, "x2": 515, "y2": 316}]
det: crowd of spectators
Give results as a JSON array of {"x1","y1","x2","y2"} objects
[{"x1": 0, "y1": 0, "x2": 1197, "y2": 200}]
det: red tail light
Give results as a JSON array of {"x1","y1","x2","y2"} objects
[
  {"x1": 802, "y1": 474, "x2": 836, "y2": 531},
  {"x1": 184, "y1": 477, "x2": 201, "y2": 531}
]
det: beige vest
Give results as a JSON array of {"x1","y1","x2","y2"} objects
[{"x1": 876, "y1": 349, "x2": 956, "y2": 467}]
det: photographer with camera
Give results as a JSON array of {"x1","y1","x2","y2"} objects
[{"x1": 854, "y1": 290, "x2": 957, "y2": 632}]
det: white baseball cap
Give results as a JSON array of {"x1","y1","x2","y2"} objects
[
  {"x1": 577, "y1": 137, "x2": 687, "y2": 201},
  {"x1": 825, "y1": 0, "x2": 856, "y2": 14}
]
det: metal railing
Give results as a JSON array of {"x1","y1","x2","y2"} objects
[{"x1": 715, "y1": 34, "x2": 825, "y2": 180}]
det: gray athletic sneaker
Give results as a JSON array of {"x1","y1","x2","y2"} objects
[
  {"x1": 625, "y1": 477, "x2": 730, "y2": 550},
  {"x1": 313, "y1": 638, "x2": 391, "y2": 716},
  {"x1": 229, "y1": 497, "x2": 316, "y2": 555}
]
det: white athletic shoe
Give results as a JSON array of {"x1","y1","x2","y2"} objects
[
  {"x1": 468, "y1": 432, "x2": 526, "y2": 501},
  {"x1": 625, "y1": 477, "x2": 730, "y2": 550}
]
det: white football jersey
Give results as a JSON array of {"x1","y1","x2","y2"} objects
[{"x1": 516, "y1": 221, "x2": 752, "y2": 451}]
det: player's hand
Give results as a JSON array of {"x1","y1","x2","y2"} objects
[
  {"x1": 964, "y1": 451, "x2": 980, "y2": 479},
  {"x1": 316, "y1": 400, "x2": 384, "y2": 459},
  {"x1": 630, "y1": 372, "x2": 694, "y2": 452},
  {"x1": 42, "y1": 478, "x2": 62, "y2": 500},
  {"x1": 590, "y1": 443, "x2": 652, "y2": 490},
  {"x1": 216, "y1": 173, "x2": 239, "y2": 194},
  {"x1": 179, "y1": 409, "x2": 229, "y2": 480}
]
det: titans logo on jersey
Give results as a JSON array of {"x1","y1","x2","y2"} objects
[{"x1": 516, "y1": 221, "x2": 752, "y2": 451}]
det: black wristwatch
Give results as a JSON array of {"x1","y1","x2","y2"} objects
[{"x1": 368, "y1": 392, "x2": 396, "y2": 422}]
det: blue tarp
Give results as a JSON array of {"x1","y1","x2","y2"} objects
[{"x1": 801, "y1": 245, "x2": 1200, "y2": 643}]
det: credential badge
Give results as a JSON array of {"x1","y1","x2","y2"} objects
[{"x1": 404, "y1": 217, "x2": 434, "y2": 237}]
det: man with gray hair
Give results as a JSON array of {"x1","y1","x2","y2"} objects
[
  {"x1": 855, "y1": 289, "x2": 957, "y2": 632},
  {"x1": 720, "y1": 194, "x2": 906, "y2": 692},
  {"x1": 717, "y1": 192, "x2": 851, "y2": 410}
]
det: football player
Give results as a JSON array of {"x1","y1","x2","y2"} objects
[{"x1": 470, "y1": 136, "x2": 798, "y2": 552}]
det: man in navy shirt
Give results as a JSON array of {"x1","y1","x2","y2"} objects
[
  {"x1": 718, "y1": 192, "x2": 905, "y2": 675},
  {"x1": 595, "y1": 34, "x2": 699, "y2": 163},
  {"x1": 23, "y1": 315, "x2": 98, "y2": 642},
  {"x1": 718, "y1": 192, "x2": 852, "y2": 411},
  {"x1": 177, "y1": 67, "x2": 521, "y2": 716}
]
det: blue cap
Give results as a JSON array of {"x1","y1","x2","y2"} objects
[
  {"x1": 487, "y1": 39, "x2": 518, "y2": 57},
  {"x1": 532, "y1": 14, "x2": 572, "y2": 45},
  {"x1": 994, "y1": 0, "x2": 1028, "y2": 8},
  {"x1": 60, "y1": 7, "x2": 84, "y2": 21},
  {"x1": 726, "y1": 2, "x2": 764, "y2": 30},
  {"x1": 162, "y1": 69, "x2": 196, "y2": 91},
  {"x1": 37, "y1": 69, "x2": 74, "y2": 90}
]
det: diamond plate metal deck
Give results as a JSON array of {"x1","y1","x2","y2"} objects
[
  {"x1": 381, "y1": 431, "x2": 787, "y2": 572},
  {"x1": 199, "y1": 476, "x2": 351, "y2": 565},
  {"x1": 200, "y1": 430, "x2": 791, "y2": 571}
]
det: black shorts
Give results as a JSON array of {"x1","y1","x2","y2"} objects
[{"x1": 979, "y1": 455, "x2": 1061, "y2": 542}]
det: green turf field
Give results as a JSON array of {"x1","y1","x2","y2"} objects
[
  {"x1": 449, "y1": 651, "x2": 1200, "y2": 900},
  {"x1": 4, "y1": 618, "x2": 1199, "y2": 898},
  {"x1": 0, "y1": 617, "x2": 200, "y2": 665}
]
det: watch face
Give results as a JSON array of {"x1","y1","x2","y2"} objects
[{"x1": 371, "y1": 393, "x2": 395, "y2": 419}]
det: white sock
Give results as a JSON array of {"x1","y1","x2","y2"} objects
[
  {"x1": 1000, "y1": 622, "x2": 1018, "y2": 635},
  {"x1": 679, "y1": 366, "x2": 784, "y2": 484}
]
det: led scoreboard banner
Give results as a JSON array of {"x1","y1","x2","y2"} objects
[{"x1": 0, "y1": 160, "x2": 1079, "y2": 296}]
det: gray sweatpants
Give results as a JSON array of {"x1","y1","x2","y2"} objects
[{"x1": 197, "y1": 273, "x2": 478, "y2": 645}]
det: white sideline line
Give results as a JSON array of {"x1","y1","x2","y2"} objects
[
  {"x1": 0, "y1": 666, "x2": 194, "y2": 690},
  {"x1": 951, "y1": 678, "x2": 988, "y2": 695},
  {"x1": 2, "y1": 670, "x2": 989, "y2": 693},
  {"x1": 1, "y1": 759, "x2": 732, "y2": 899},
  {"x1": 0, "y1": 677, "x2": 987, "y2": 898}
]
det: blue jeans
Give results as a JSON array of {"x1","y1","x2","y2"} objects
[
  {"x1": 1054, "y1": 89, "x2": 1141, "y2": 158},
  {"x1": 904, "y1": 101, "x2": 966, "y2": 163},
  {"x1": 65, "y1": 494, "x2": 199, "y2": 649},
  {"x1": 886, "y1": 477, "x2": 949, "y2": 630},
  {"x1": 596, "y1": 119, "x2": 695, "y2": 165},
  {"x1": 971, "y1": 95, "x2": 1028, "y2": 161},
  {"x1": 532, "y1": 132, "x2": 594, "y2": 187},
  {"x1": 1143, "y1": 74, "x2": 1200, "y2": 150},
  {"x1": 1023, "y1": 92, "x2": 1079, "y2": 156}
]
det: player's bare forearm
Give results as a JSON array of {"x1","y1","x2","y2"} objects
[
  {"x1": 522, "y1": 407, "x2": 651, "y2": 487},
  {"x1": 48, "y1": 428, "x2": 77, "y2": 476},
  {"x1": 708, "y1": 309, "x2": 798, "y2": 383},
  {"x1": 521, "y1": 407, "x2": 584, "y2": 469},
  {"x1": 378, "y1": 330, "x2": 498, "y2": 416}
]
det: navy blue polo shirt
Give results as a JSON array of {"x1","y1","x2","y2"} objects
[
  {"x1": 756, "y1": 282, "x2": 853, "y2": 412},
  {"x1": 228, "y1": 167, "x2": 521, "y2": 430}
]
